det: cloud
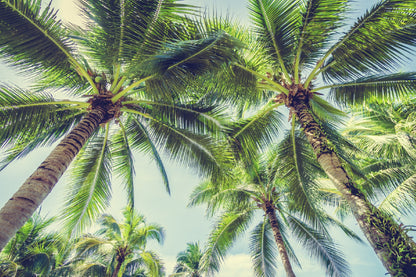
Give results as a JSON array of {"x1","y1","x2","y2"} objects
[{"x1": 217, "y1": 254, "x2": 253, "y2": 277}]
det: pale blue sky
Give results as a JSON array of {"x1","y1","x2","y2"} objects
[{"x1": 0, "y1": 0, "x2": 413, "y2": 276}]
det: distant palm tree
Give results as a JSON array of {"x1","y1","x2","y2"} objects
[
  {"x1": 171, "y1": 242, "x2": 204, "y2": 277},
  {"x1": 190, "y1": 134, "x2": 360, "y2": 277},
  {"x1": 0, "y1": 213, "x2": 74, "y2": 276},
  {"x1": 0, "y1": 0, "x2": 239, "y2": 249},
  {"x1": 75, "y1": 208, "x2": 165, "y2": 277},
  {"x1": 207, "y1": 0, "x2": 416, "y2": 274}
]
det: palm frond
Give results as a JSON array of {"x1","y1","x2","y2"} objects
[
  {"x1": 0, "y1": 0, "x2": 89, "y2": 82},
  {"x1": 128, "y1": 111, "x2": 233, "y2": 180},
  {"x1": 0, "y1": 85, "x2": 86, "y2": 148},
  {"x1": 309, "y1": 95, "x2": 346, "y2": 124},
  {"x1": 248, "y1": 0, "x2": 302, "y2": 76},
  {"x1": 202, "y1": 210, "x2": 253, "y2": 275},
  {"x1": 379, "y1": 173, "x2": 416, "y2": 216},
  {"x1": 320, "y1": 0, "x2": 416, "y2": 82},
  {"x1": 249, "y1": 219, "x2": 278, "y2": 277},
  {"x1": 327, "y1": 72, "x2": 416, "y2": 106},
  {"x1": 227, "y1": 104, "x2": 283, "y2": 162},
  {"x1": 142, "y1": 30, "x2": 242, "y2": 98},
  {"x1": 294, "y1": 0, "x2": 348, "y2": 73},
  {"x1": 111, "y1": 122, "x2": 135, "y2": 208},
  {"x1": 60, "y1": 127, "x2": 113, "y2": 237},
  {"x1": 275, "y1": 129, "x2": 326, "y2": 227},
  {"x1": 287, "y1": 215, "x2": 351, "y2": 277}
]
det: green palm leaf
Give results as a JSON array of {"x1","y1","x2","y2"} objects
[
  {"x1": 202, "y1": 209, "x2": 253, "y2": 275},
  {"x1": 227, "y1": 104, "x2": 283, "y2": 161},
  {"x1": 379, "y1": 173, "x2": 416, "y2": 216},
  {"x1": 320, "y1": 0, "x2": 416, "y2": 82},
  {"x1": 294, "y1": 0, "x2": 347, "y2": 74},
  {"x1": 60, "y1": 127, "x2": 113, "y2": 236},
  {"x1": 248, "y1": 0, "x2": 302, "y2": 77},
  {"x1": 0, "y1": 0, "x2": 88, "y2": 81},
  {"x1": 326, "y1": 72, "x2": 416, "y2": 106},
  {"x1": 250, "y1": 219, "x2": 277, "y2": 277},
  {"x1": 111, "y1": 122, "x2": 135, "y2": 208},
  {"x1": 287, "y1": 215, "x2": 350, "y2": 277},
  {"x1": 0, "y1": 85, "x2": 86, "y2": 148}
]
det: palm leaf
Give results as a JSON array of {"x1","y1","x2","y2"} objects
[
  {"x1": 275, "y1": 129, "x2": 326, "y2": 228},
  {"x1": 0, "y1": 85, "x2": 86, "y2": 148},
  {"x1": 111, "y1": 122, "x2": 135, "y2": 208},
  {"x1": 287, "y1": 215, "x2": 350, "y2": 277},
  {"x1": 320, "y1": 0, "x2": 416, "y2": 82},
  {"x1": 248, "y1": 0, "x2": 302, "y2": 76},
  {"x1": 379, "y1": 172, "x2": 416, "y2": 216},
  {"x1": 294, "y1": 0, "x2": 347, "y2": 74},
  {"x1": 123, "y1": 114, "x2": 170, "y2": 194},
  {"x1": 143, "y1": 30, "x2": 242, "y2": 98},
  {"x1": 0, "y1": 0, "x2": 89, "y2": 83},
  {"x1": 60, "y1": 126, "x2": 113, "y2": 236},
  {"x1": 202, "y1": 210, "x2": 253, "y2": 275},
  {"x1": 326, "y1": 72, "x2": 416, "y2": 106},
  {"x1": 249, "y1": 219, "x2": 278, "y2": 277},
  {"x1": 226, "y1": 104, "x2": 283, "y2": 162}
]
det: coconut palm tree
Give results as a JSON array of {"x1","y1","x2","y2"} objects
[
  {"x1": 208, "y1": 0, "x2": 416, "y2": 274},
  {"x1": 74, "y1": 207, "x2": 165, "y2": 277},
  {"x1": 0, "y1": 0, "x2": 240, "y2": 249},
  {"x1": 171, "y1": 242, "x2": 204, "y2": 277},
  {"x1": 0, "y1": 213, "x2": 74, "y2": 277},
  {"x1": 189, "y1": 133, "x2": 361, "y2": 277}
]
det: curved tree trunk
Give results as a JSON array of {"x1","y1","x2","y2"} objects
[
  {"x1": 263, "y1": 201, "x2": 296, "y2": 277},
  {"x1": 0, "y1": 108, "x2": 106, "y2": 250},
  {"x1": 294, "y1": 100, "x2": 416, "y2": 276}
]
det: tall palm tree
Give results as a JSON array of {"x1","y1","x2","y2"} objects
[
  {"x1": 74, "y1": 207, "x2": 165, "y2": 277},
  {"x1": 190, "y1": 134, "x2": 360, "y2": 277},
  {"x1": 0, "y1": 0, "x2": 239, "y2": 249},
  {"x1": 209, "y1": 0, "x2": 416, "y2": 274},
  {"x1": 171, "y1": 242, "x2": 204, "y2": 277}
]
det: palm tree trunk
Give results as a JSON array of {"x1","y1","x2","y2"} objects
[
  {"x1": 0, "y1": 108, "x2": 106, "y2": 250},
  {"x1": 263, "y1": 201, "x2": 296, "y2": 277},
  {"x1": 112, "y1": 261, "x2": 122, "y2": 277},
  {"x1": 294, "y1": 100, "x2": 416, "y2": 275}
]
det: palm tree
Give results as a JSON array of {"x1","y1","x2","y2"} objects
[
  {"x1": 75, "y1": 207, "x2": 165, "y2": 277},
  {"x1": 343, "y1": 98, "x2": 416, "y2": 216},
  {"x1": 171, "y1": 242, "x2": 204, "y2": 277},
  {"x1": 209, "y1": 0, "x2": 416, "y2": 274},
  {"x1": 0, "y1": 213, "x2": 74, "y2": 276},
  {"x1": 190, "y1": 134, "x2": 360, "y2": 277},
  {"x1": 0, "y1": 0, "x2": 239, "y2": 249}
]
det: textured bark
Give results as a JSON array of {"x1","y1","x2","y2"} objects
[
  {"x1": 263, "y1": 201, "x2": 296, "y2": 277},
  {"x1": 0, "y1": 108, "x2": 106, "y2": 250},
  {"x1": 293, "y1": 100, "x2": 416, "y2": 275}
]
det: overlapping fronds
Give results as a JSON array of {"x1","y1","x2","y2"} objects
[
  {"x1": 226, "y1": 104, "x2": 283, "y2": 161},
  {"x1": 201, "y1": 209, "x2": 253, "y2": 275},
  {"x1": 379, "y1": 173, "x2": 416, "y2": 215},
  {"x1": 139, "y1": 112, "x2": 233, "y2": 180},
  {"x1": 249, "y1": 220, "x2": 278, "y2": 277},
  {"x1": 78, "y1": 0, "x2": 193, "y2": 71},
  {"x1": 0, "y1": 0, "x2": 90, "y2": 91},
  {"x1": 248, "y1": 0, "x2": 302, "y2": 75},
  {"x1": 287, "y1": 215, "x2": 351, "y2": 277},
  {"x1": 143, "y1": 30, "x2": 242, "y2": 98},
  {"x1": 60, "y1": 128, "x2": 113, "y2": 237},
  {"x1": 328, "y1": 72, "x2": 416, "y2": 106},
  {"x1": 294, "y1": 0, "x2": 348, "y2": 72},
  {"x1": 321, "y1": 0, "x2": 416, "y2": 82},
  {"x1": 110, "y1": 123, "x2": 135, "y2": 208},
  {"x1": 309, "y1": 95, "x2": 346, "y2": 124},
  {"x1": 274, "y1": 130, "x2": 326, "y2": 227}
]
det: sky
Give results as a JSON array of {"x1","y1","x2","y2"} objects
[{"x1": 0, "y1": 0, "x2": 414, "y2": 276}]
